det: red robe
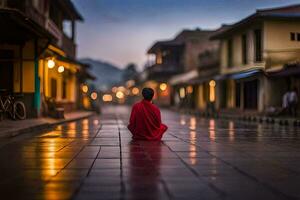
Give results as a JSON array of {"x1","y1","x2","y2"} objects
[{"x1": 128, "y1": 100, "x2": 168, "y2": 141}]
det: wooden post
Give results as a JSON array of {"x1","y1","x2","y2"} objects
[{"x1": 34, "y1": 39, "x2": 40, "y2": 116}]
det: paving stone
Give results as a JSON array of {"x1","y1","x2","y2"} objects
[{"x1": 0, "y1": 106, "x2": 299, "y2": 199}]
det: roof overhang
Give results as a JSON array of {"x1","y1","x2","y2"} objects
[
  {"x1": 147, "y1": 40, "x2": 183, "y2": 54},
  {"x1": 58, "y1": 0, "x2": 83, "y2": 21},
  {"x1": 211, "y1": 13, "x2": 300, "y2": 40},
  {"x1": 0, "y1": 9, "x2": 55, "y2": 44},
  {"x1": 169, "y1": 69, "x2": 198, "y2": 85}
]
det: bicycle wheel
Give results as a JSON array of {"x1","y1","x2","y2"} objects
[{"x1": 14, "y1": 101, "x2": 26, "y2": 120}]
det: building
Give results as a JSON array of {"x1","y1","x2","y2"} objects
[
  {"x1": 168, "y1": 29, "x2": 219, "y2": 110},
  {"x1": 144, "y1": 36, "x2": 184, "y2": 106},
  {"x1": 0, "y1": 0, "x2": 85, "y2": 118},
  {"x1": 145, "y1": 29, "x2": 218, "y2": 106},
  {"x1": 211, "y1": 4, "x2": 300, "y2": 113}
]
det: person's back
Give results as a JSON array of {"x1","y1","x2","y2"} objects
[{"x1": 127, "y1": 88, "x2": 168, "y2": 141}]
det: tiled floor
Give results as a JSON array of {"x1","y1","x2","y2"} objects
[{"x1": 0, "y1": 105, "x2": 299, "y2": 200}]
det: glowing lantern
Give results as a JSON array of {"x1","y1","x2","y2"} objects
[
  {"x1": 91, "y1": 92, "x2": 98, "y2": 100},
  {"x1": 116, "y1": 91, "x2": 124, "y2": 99},
  {"x1": 159, "y1": 83, "x2": 167, "y2": 91},
  {"x1": 187, "y1": 86, "x2": 193, "y2": 94},
  {"x1": 132, "y1": 87, "x2": 139, "y2": 95},
  {"x1": 102, "y1": 94, "x2": 113, "y2": 102},
  {"x1": 58, "y1": 65, "x2": 64, "y2": 73},
  {"x1": 82, "y1": 84, "x2": 88, "y2": 93},
  {"x1": 47, "y1": 59, "x2": 55, "y2": 69},
  {"x1": 179, "y1": 88, "x2": 185, "y2": 98},
  {"x1": 209, "y1": 80, "x2": 216, "y2": 102}
]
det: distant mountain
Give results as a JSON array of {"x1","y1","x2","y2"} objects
[{"x1": 80, "y1": 58, "x2": 123, "y2": 91}]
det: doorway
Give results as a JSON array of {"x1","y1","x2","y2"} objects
[
  {"x1": 244, "y1": 79, "x2": 258, "y2": 110},
  {"x1": 0, "y1": 50, "x2": 14, "y2": 93}
]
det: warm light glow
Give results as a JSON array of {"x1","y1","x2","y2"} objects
[
  {"x1": 112, "y1": 87, "x2": 118, "y2": 93},
  {"x1": 118, "y1": 86, "x2": 126, "y2": 91},
  {"x1": 180, "y1": 119, "x2": 186, "y2": 125},
  {"x1": 93, "y1": 119, "x2": 99, "y2": 125},
  {"x1": 102, "y1": 94, "x2": 113, "y2": 102},
  {"x1": 126, "y1": 80, "x2": 135, "y2": 88},
  {"x1": 156, "y1": 53, "x2": 162, "y2": 64},
  {"x1": 82, "y1": 96, "x2": 90, "y2": 109},
  {"x1": 229, "y1": 121, "x2": 235, "y2": 142},
  {"x1": 132, "y1": 87, "x2": 139, "y2": 95},
  {"x1": 82, "y1": 85, "x2": 89, "y2": 93},
  {"x1": 58, "y1": 65, "x2": 64, "y2": 73},
  {"x1": 91, "y1": 92, "x2": 98, "y2": 100},
  {"x1": 47, "y1": 59, "x2": 55, "y2": 69},
  {"x1": 116, "y1": 91, "x2": 124, "y2": 99},
  {"x1": 189, "y1": 117, "x2": 196, "y2": 130},
  {"x1": 209, "y1": 80, "x2": 216, "y2": 102},
  {"x1": 179, "y1": 87, "x2": 185, "y2": 98},
  {"x1": 187, "y1": 86, "x2": 193, "y2": 94},
  {"x1": 159, "y1": 83, "x2": 167, "y2": 91},
  {"x1": 209, "y1": 80, "x2": 216, "y2": 87},
  {"x1": 189, "y1": 144, "x2": 197, "y2": 165},
  {"x1": 209, "y1": 119, "x2": 216, "y2": 141}
]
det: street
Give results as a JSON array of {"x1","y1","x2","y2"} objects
[{"x1": 0, "y1": 106, "x2": 299, "y2": 200}]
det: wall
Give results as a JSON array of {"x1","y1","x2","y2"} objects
[
  {"x1": 264, "y1": 20, "x2": 300, "y2": 69},
  {"x1": 22, "y1": 41, "x2": 35, "y2": 93},
  {"x1": 220, "y1": 23, "x2": 264, "y2": 75},
  {"x1": 184, "y1": 35, "x2": 218, "y2": 72}
]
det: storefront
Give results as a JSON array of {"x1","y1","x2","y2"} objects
[{"x1": 217, "y1": 69, "x2": 263, "y2": 112}]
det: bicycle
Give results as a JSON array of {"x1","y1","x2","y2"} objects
[{"x1": 0, "y1": 90, "x2": 26, "y2": 120}]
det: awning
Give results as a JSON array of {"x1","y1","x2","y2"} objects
[
  {"x1": 230, "y1": 69, "x2": 262, "y2": 79},
  {"x1": 169, "y1": 69, "x2": 198, "y2": 85},
  {"x1": 267, "y1": 64, "x2": 300, "y2": 77}
]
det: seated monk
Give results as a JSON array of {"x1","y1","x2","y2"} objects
[{"x1": 128, "y1": 88, "x2": 168, "y2": 141}]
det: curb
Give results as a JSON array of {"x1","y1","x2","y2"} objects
[
  {"x1": 175, "y1": 109, "x2": 300, "y2": 127},
  {"x1": 1, "y1": 113, "x2": 95, "y2": 138}
]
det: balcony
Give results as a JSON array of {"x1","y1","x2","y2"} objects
[
  {"x1": 45, "y1": 19, "x2": 76, "y2": 58},
  {"x1": 62, "y1": 34, "x2": 76, "y2": 58},
  {"x1": 198, "y1": 50, "x2": 220, "y2": 70},
  {"x1": 2, "y1": 1, "x2": 45, "y2": 28},
  {"x1": 45, "y1": 19, "x2": 63, "y2": 46},
  {"x1": 146, "y1": 63, "x2": 183, "y2": 81}
]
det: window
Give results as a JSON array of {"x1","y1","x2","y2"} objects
[
  {"x1": 62, "y1": 80, "x2": 67, "y2": 99},
  {"x1": 227, "y1": 39, "x2": 233, "y2": 67},
  {"x1": 291, "y1": 32, "x2": 296, "y2": 41},
  {"x1": 254, "y1": 29, "x2": 262, "y2": 62},
  {"x1": 50, "y1": 78, "x2": 57, "y2": 98},
  {"x1": 242, "y1": 34, "x2": 248, "y2": 65}
]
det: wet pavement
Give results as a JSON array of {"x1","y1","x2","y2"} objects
[{"x1": 0, "y1": 105, "x2": 300, "y2": 200}]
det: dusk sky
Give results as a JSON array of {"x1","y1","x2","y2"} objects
[{"x1": 72, "y1": 0, "x2": 299, "y2": 70}]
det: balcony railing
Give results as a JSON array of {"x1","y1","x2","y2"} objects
[
  {"x1": 45, "y1": 19, "x2": 63, "y2": 46},
  {"x1": 198, "y1": 50, "x2": 219, "y2": 69},
  {"x1": 62, "y1": 34, "x2": 76, "y2": 58},
  {"x1": 45, "y1": 19, "x2": 76, "y2": 58}
]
